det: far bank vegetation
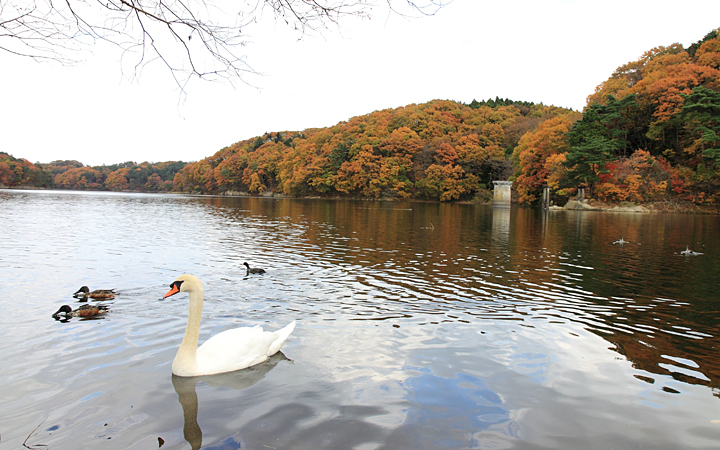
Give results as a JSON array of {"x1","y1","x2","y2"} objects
[{"x1": 3, "y1": 28, "x2": 719, "y2": 207}]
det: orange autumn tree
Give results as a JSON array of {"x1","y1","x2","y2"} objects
[
  {"x1": 335, "y1": 144, "x2": 384, "y2": 197},
  {"x1": 512, "y1": 114, "x2": 579, "y2": 203},
  {"x1": 55, "y1": 167, "x2": 105, "y2": 190},
  {"x1": 0, "y1": 161, "x2": 14, "y2": 186},
  {"x1": 416, "y1": 164, "x2": 470, "y2": 201},
  {"x1": 105, "y1": 168, "x2": 130, "y2": 190}
]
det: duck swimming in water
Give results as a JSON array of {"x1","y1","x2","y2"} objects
[
  {"x1": 680, "y1": 245, "x2": 704, "y2": 256},
  {"x1": 164, "y1": 274, "x2": 295, "y2": 377},
  {"x1": 53, "y1": 304, "x2": 108, "y2": 318},
  {"x1": 73, "y1": 286, "x2": 117, "y2": 300},
  {"x1": 613, "y1": 238, "x2": 628, "y2": 245},
  {"x1": 243, "y1": 262, "x2": 266, "y2": 275}
]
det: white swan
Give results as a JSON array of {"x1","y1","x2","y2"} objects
[{"x1": 163, "y1": 274, "x2": 295, "y2": 377}]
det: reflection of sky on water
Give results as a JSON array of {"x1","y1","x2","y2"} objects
[
  {"x1": 392, "y1": 367, "x2": 511, "y2": 449},
  {"x1": 3, "y1": 192, "x2": 720, "y2": 449},
  {"x1": 194, "y1": 366, "x2": 514, "y2": 450}
]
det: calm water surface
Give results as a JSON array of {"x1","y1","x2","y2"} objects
[{"x1": 1, "y1": 189, "x2": 719, "y2": 449}]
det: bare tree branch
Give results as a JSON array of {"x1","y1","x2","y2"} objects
[{"x1": 0, "y1": 0, "x2": 451, "y2": 89}]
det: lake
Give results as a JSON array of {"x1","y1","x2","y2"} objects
[{"x1": 0, "y1": 189, "x2": 719, "y2": 450}]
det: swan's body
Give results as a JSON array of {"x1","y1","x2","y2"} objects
[
  {"x1": 164, "y1": 274, "x2": 295, "y2": 377},
  {"x1": 53, "y1": 304, "x2": 108, "y2": 318},
  {"x1": 680, "y1": 245, "x2": 703, "y2": 256},
  {"x1": 613, "y1": 238, "x2": 628, "y2": 245},
  {"x1": 243, "y1": 262, "x2": 266, "y2": 275},
  {"x1": 74, "y1": 286, "x2": 117, "y2": 299}
]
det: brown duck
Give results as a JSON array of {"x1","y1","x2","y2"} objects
[
  {"x1": 53, "y1": 304, "x2": 108, "y2": 318},
  {"x1": 73, "y1": 286, "x2": 117, "y2": 299}
]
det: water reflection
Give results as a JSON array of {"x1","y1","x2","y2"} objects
[
  {"x1": 2, "y1": 190, "x2": 720, "y2": 449},
  {"x1": 382, "y1": 368, "x2": 511, "y2": 449},
  {"x1": 186, "y1": 352, "x2": 513, "y2": 450},
  {"x1": 172, "y1": 352, "x2": 288, "y2": 450},
  {"x1": 491, "y1": 207, "x2": 510, "y2": 247}
]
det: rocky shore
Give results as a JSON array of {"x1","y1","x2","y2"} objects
[{"x1": 551, "y1": 199, "x2": 719, "y2": 214}]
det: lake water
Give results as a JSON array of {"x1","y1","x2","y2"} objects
[{"x1": 1, "y1": 189, "x2": 719, "y2": 450}]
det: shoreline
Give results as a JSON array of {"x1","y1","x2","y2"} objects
[
  {"x1": 552, "y1": 199, "x2": 720, "y2": 214},
  {"x1": 4, "y1": 186, "x2": 719, "y2": 214}
]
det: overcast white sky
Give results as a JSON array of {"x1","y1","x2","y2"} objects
[{"x1": 2, "y1": 0, "x2": 719, "y2": 166}]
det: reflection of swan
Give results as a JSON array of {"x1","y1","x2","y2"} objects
[
  {"x1": 243, "y1": 262, "x2": 266, "y2": 275},
  {"x1": 172, "y1": 352, "x2": 288, "y2": 450},
  {"x1": 52, "y1": 303, "x2": 108, "y2": 318},
  {"x1": 680, "y1": 245, "x2": 703, "y2": 256},
  {"x1": 613, "y1": 238, "x2": 628, "y2": 245},
  {"x1": 73, "y1": 286, "x2": 117, "y2": 300},
  {"x1": 163, "y1": 274, "x2": 295, "y2": 377}
]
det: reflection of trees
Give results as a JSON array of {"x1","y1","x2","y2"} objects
[
  {"x1": 605, "y1": 326, "x2": 718, "y2": 391},
  {"x1": 195, "y1": 196, "x2": 720, "y2": 394},
  {"x1": 512, "y1": 209, "x2": 720, "y2": 392},
  {"x1": 546, "y1": 212, "x2": 720, "y2": 391}
]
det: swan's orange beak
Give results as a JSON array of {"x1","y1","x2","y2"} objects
[{"x1": 163, "y1": 284, "x2": 180, "y2": 299}]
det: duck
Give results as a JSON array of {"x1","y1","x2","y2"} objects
[
  {"x1": 680, "y1": 245, "x2": 703, "y2": 256},
  {"x1": 243, "y1": 262, "x2": 266, "y2": 275},
  {"x1": 163, "y1": 274, "x2": 295, "y2": 377},
  {"x1": 52, "y1": 304, "x2": 108, "y2": 318},
  {"x1": 613, "y1": 238, "x2": 628, "y2": 245},
  {"x1": 73, "y1": 286, "x2": 117, "y2": 300}
]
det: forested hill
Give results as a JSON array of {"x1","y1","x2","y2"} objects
[
  {"x1": 0, "y1": 155, "x2": 184, "y2": 192},
  {"x1": 1, "y1": 98, "x2": 573, "y2": 198},
  {"x1": 1, "y1": 98, "x2": 570, "y2": 198},
  {"x1": 174, "y1": 100, "x2": 577, "y2": 201},
  {"x1": 514, "y1": 28, "x2": 720, "y2": 205},
  {"x1": 3, "y1": 28, "x2": 719, "y2": 205}
]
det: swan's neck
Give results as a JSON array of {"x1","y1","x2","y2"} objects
[{"x1": 173, "y1": 286, "x2": 204, "y2": 376}]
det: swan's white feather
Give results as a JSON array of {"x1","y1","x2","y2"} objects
[{"x1": 196, "y1": 322, "x2": 295, "y2": 375}]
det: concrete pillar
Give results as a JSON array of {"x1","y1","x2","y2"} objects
[
  {"x1": 492, "y1": 181, "x2": 513, "y2": 208},
  {"x1": 542, "y1": 185, "x2": 550, "y2": 210}
]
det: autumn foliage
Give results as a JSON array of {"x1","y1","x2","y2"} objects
[
  {"x1": 514, "y1": 28, "x2": 720, "y2": 205},
  {"x1": 175, "y1": 100, "x2": 569, "y2": 201},
  {"x1": 4, "y1": 29, "x2": 719, "y2": 206},
  {"x1": 0, "y1": 155, "x2": 185, "y2": 192},
  {"x1": 0, "y1": 153, "x2": 53, "y2": 188}
]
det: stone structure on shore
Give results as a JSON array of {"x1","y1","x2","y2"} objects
[{"x1": 492, "y1": 181, "x2": 513, "y2": 208}]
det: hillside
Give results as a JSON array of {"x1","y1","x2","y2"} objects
[
  {"x1": 513, "y1": 28, "x2": 720, "y2": 205},
  {"x1": 4, "y1": 28, "x2": 719, "y2": 205},
  {"x1": 174, "y1": 99, "x2": 577, "y2": 201},
  {"x1": 0, "y1": 154, "x2": 184, "y2": 192}
]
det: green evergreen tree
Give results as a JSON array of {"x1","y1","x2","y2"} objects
[
  {"x1": 681, "y1": 85, "x2": 720, "y2": 166},
  {"x1": 563, "y1": 106, "x2": 615, "y2": 195}
]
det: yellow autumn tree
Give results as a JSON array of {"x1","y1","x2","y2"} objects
[{"x1": 512, "y1": 114, "x2": 576, "y2": 203}]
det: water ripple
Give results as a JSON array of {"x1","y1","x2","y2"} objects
[{"x1": 2, "y1": 191, "x2": 720, "y2": 449}]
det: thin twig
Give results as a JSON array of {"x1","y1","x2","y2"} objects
[{"x1": 23, "y1": 417, "x2": 49, "y2": 449}]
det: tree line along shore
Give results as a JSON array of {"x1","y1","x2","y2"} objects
[{"x1": 3, "y1": 29, "x2": 719, "y2": 211}]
